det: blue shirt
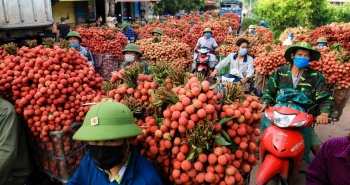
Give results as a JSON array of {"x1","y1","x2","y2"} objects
[
  {"x1": 121, "y1": 28, "x2": 135, "y2": 40},
  {"x1": 67, "y1": 147, "x2": 163, "y2": 185}
]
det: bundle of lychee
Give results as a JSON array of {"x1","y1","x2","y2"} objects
[
  {"x1": 135, "y1": 36, "x2": 192, "y2": 67},
  {"x1": 131, "y1": 68, "x2": 263, "y2": 184},
  {"x1": 0, "y1": 39, "x2": 103, "y2": 142},
  {"x1": 254, "y1": 45, "x2": 289, "y2": 75},
  {"x1": 219, "y1": 13, "x2": 240, "y2": 30},
  {"x1": 76, "y1": 27, "x2": 128, "y2": 59}
]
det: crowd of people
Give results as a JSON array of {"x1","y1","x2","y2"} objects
[{"x1": 1, "y1": 14, "x2": 349, "y2": 185}]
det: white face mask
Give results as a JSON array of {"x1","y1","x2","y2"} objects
[{"x1": 125, "y1": 54, "x2": 135, "y2": 62}]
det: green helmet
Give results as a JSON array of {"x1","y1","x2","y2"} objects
[
  {"x1": 151, "y1": 29, "x2": 163, "y2": 36},
  {"x1": 121, "y1": 22, "x2": 130, "y2": 29},
  {"x1": 317, "y1": 37, "x2": 328, "y2": 43},
  {"x1": 189, "y1": 20, "x2": 194, "y2": 24},
  {"x1": 122, "y1": 43, "x2": 142, "y2": 57},
  {"x1": 65, "y1": 31, "x2": 82, "y2": 43},
  {"x1": 203, "y1": 28, "x2": 212, "y2": 34},
  {"x1": 160, "y1": 16, "x2": 165, "y2": 20},
  {"x1": 73, "y1": 102, "x2": 142, "y2": 141},
  {"x1": 284, "y1": 42, "x2": 321, "y2": 63}
]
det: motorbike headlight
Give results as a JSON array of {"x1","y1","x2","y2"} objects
[
  {"x1": 273, "y1": 111, "x2": 296, "y2": 127},
  {"x1": 291, "y1": 120, "x2": 308, "y2": 127}
]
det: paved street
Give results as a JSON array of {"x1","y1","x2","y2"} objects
[{"x1": 249, "y1": 98, "x2": 350, "y2": 184}]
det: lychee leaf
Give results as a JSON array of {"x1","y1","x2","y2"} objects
[
  {"x1": 221, "y1": 130, "x2": 231, "y2": 142},
  {"x1": 215, "y1": 136, "x2": 231, "y2": 146}
]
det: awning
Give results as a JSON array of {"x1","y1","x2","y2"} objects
[{"x1": 205, "y1": 0, "x2": 215, "y2": 6}]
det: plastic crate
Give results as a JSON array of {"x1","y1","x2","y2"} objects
[
  {"x1": 98, "y1": 55, "x2": 124, "y2": 81},
  {"x1": 31, "y1": 122, "x2": 86, "y2": 183}
]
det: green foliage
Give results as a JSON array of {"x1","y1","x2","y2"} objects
[
  {"x1": 326, "y1": 3, "x2": 350, "y2": 23},
  {"x1": 242, "y1": 17, "x2": 260, "y2": 30},
  {"x1": 256, "y1": 0, "x2": 328, "y2": 31},
  {"x1": 152, "y1": 0, "x2": 205, "y2": 15}
]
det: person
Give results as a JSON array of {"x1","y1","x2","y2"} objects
[
  {"x1": 195, "y1": 28, "x2": 219, "y2": 53},
  {"x1": 151, "y1": 29, "x2": 163, "y2": 42},
  {"x1": 305, "y1": 134, "x2": 350, "y2": 185},
  {"x1": 56, "y1": 17, "x2": 71, "y2": 42},
  {"x1": 247, "y1": 25, "x2": 257, "y2": 37},
  {"x1": 120, "y1": 23, "x2": 136, "y2": 43},
  {"x1": 260, "y1": 42, "x2": 333, "y2": 155},
  {"x1": 141, "y1": 18, "x2": 147, "y2": 26},
  {"x1": 189, "y1": 20, "x2": 195, "y2": 32},
  {"x1": 259, "y1": 19, "x2": 269, "y2": 28},
  {"x1": 282, "y1": 32, "x2": 295, "y2": 46},
  {"x1": 121, "y1": 43, "x2": 152, "y2": 75},
  {"x1": 94, "y1": 15, "x2": 103, "y2": 27},
  {"x1": 106, "y1": 16, "x2": 118, "y2": 28},
  {"x1": 316, "y1": 37, "x2": 328, "y2": 47},
  {"x1": 160, "y1": 16, "x2": 165, "y2": 23},
  {"x1": 211, "y1": 38, "x2": 254, "y2": 84},
  {"x1": 67, "y1": 102, "x2": 163, "y2": 185},
  {"x1": 52, "y1": 20, "x2": 58, "y2": 36},
  {"x1": 0, "y1": 98, "x2": 33, "y2": 185},
  {"x1": 66, "y1": 31, "x2": 94, "y2": 66}
]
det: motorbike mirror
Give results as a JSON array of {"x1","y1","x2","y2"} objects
[{"x1": 306, "y1": 104, "x2": 318, "y2": 114}]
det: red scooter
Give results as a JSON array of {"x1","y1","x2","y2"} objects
[
  {"x1": 193, "y1": 47, "x2": 217, "y2": 78},
  {"x1": 256, "y1": 105, "x2": 315, "y2": 185}
]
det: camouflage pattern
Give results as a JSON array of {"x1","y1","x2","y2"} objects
[
  {"x1": 261, "y1": 65, "x2": 333, "y2": 115},
  {"x1": 121, "y1": 59, "x2": 152, "y2": 75}
]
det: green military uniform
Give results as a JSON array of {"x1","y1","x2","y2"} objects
[
  {"x1": 0, "y1": 98, "x2": 33, "y2": 185},
  {"x1": 121, "y1": 44, "x2": 152, "y2": 75},
  {"x1": 261, "y1": 42, "x2": 334, "y2": 147}
]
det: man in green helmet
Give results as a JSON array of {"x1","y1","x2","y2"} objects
[
  {"x1": 66, "y1": 31, "x2": 94, "y2": 66},
  {"x1": 68, "y1": 102, "x2": 163, "y2": 185},
  {"x1": 120, "y1": 22, "x2": 136, "y2": 43},
  {"x1": 260, "y1": 42, "x2": 333, "y2": 156},
  {"x1": 316, "y1": 37, "x2": 328, "y2": 47},
  {"x1": 195, "y1": 27, "x2": 218, "y2": 52},
  {"x1": 189, "y1": 20, "x2": 195, "y2": 32},
  {"x1": 151, "y1": 29, "x2": 163, "y2": 42},
  {"x1": 121, "y1": 43, "x2": 152, "y2": 75}
]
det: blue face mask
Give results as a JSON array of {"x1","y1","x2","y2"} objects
[
  {"x1": 293, "y1": 56, "x2": 310, "y2": 68},
  {"x1": 288, "y1": 37, "x2": 294, "y2": 41},
  {"x1": 318, "y1": 43, "x2": 326, "y2": 47},
  {"x1": 141, "y1": 21, "x2": 145, "y2": 26},
  {"x1": 249, "y1": 29, "x2": 255, "y2": 33},
  {"x1": 239, "y1": 48, "x2": 248, "y2": 56},
  {"x1": 70, "y1": 43, "x2": 79, "y2": 48},
  {"x1": 161, "y1": 20, "x2": 165, "y2": 23},
  {"x1": 205, "y1": 33, "x2": 211, "y2": 39}
]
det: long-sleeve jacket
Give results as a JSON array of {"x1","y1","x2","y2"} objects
[
  {"x1": 215, "y1": 53, "x2": 255, "y2": 78},
  {"x1": 261, "y1": 65, "x2": 333, "y2": 115},
  {"x1": 0, "y1": 98, "x2": 33, "y2": 185}
]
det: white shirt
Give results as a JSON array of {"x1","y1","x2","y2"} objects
[
  {"x1": 196, "y1": 37, "x2": 218, "y2": 50},
  {"x1": 215, "y1": 53, "x2": 255, "y2": 78}
]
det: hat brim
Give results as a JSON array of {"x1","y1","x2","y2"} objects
[
  {"x1": 73, "y1": 122, "x2": 143, "y2": 141},
  {"x1": 122, "y1": 49, "x2": 142, "y2": 57},
  {"x1": 284, "y1": 46, "x2": 321, "y2": 63},
  {"x1": 66, "y1": 36, "x2": 82, "y2": 43}
]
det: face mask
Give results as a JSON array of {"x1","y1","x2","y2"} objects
[
  {"x1": 293, "y1": 56, "x2": 310, "y2": 68},
  {"x1": 100, "y1": 18, "x2": 103, "y2": 22},
  {"x1": 205, "y1": 33, "x2": 211, "y2": 39},
  {"x1": 318, "y1": 43, "x2": 326, "y2": 47},
  {"x1": 125, "y1": 54, "x2": 135, "y2": 62},
  {"x1": 161, "y1": 20, "x2": 165, "y2": 23},
  {"x1": 239, "y1": 48, "x2": 248, "y2": 56},
  {"x1": 88, "y1": 143, "x2": 126, "y2": 170},
  {"x1": 288, "y1": 37, "x2": 294, "y2": 41},
  {"x1": 141, "y1": 21, "x2": 145, "y2": 26},
  {"x1": 70, "y1": 43, "x2": 79, "y2": 48},
  {"x1": 249, "y1": 29, "x2": 255, "y2": 33},
  {"x1": 190, "y1": 23, "x2": 194, "y2": 27}
]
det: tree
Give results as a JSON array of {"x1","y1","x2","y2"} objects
[
  {"x1": 152, "y1": 0, "x2": 205, "y2": 15},
  {"x1": 256, "y1": 0, "x2": 328, "y2": 31}
]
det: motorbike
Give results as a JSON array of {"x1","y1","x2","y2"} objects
[
  {"x1": 256, "y1": 104, "x2": 317, "y2": 185},
  {"x1": 215, "y1": 73, "x2": 262, "y2": 97},
  {"x1": 193, "y1": 47, "x2": 217, "y2": 78}
]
